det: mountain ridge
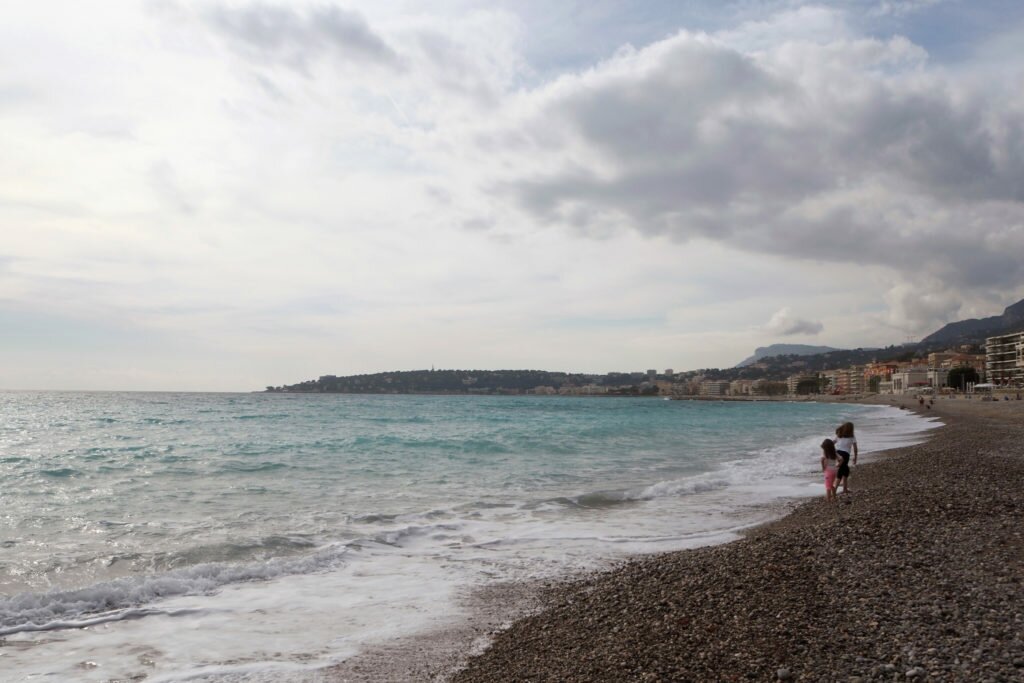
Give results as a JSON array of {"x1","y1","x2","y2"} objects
[
  {"x1": 735, "y1": 344, "x2": 841, "y2": 368},
  {"x1": 920, "y1": 297, "x2": 1024, "y2": 345}
]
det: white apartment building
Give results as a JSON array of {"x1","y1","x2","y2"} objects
[
  {"x1": 985, "y1": 332, "x2": 1024, "y2": 387},
  {"x1": 927, "y1": 369, "x2": 948, "y2": 389},
  {"x1": 699, "y1": 380, "x2": 731, "y2": 397},
  {"x1": 729, "y1": 379, "x2": 755, "y2": 396},
  {"x1": 890, "y1": 366, "x2": 930, "y2": 394}
]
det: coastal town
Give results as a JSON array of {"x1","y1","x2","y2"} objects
[
  {"x1": 688, "y1": 330, "x2": 1023, "y2": 398},
  {"x1": 267, "y1": 330, "x2": 1024, "y2": 398}
]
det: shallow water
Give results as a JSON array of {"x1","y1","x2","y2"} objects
[{"x1": 0, "y1": 392, "x2": 938, "y2": 681}]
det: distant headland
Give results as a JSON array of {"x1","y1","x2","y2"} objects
[
  {"x1": 266, "y1": 369, "x2": 667, "y2": 396},
  {"x1": 267, "y1": 297, "x2": 1024, "y2": 397}
]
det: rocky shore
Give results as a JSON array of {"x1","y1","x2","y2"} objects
[{"x1": 448, "y1": 399, "x2": 1024, "y2": 682}]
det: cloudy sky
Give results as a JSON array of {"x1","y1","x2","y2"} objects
[{"x1": 2, "y1": 1, "x2": 1023, "y2": 391}]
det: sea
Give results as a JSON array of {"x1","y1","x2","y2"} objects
[{"x1": 0, "y1": 391, "x2": 939, "y2": 681}]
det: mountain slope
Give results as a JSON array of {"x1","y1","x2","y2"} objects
[
  {"x1": 735, "y1": 344, "x2": 841, "y2": 368},
  {"x1": 920, "y1": 297, "x2": 1024, "y2": 345}
]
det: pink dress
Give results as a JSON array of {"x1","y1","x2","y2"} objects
[{"x1": 823, "y1": 457, "x2": 838, "y2": 489}]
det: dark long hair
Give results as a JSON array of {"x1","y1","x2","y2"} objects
[
  {"x1": 821, "y1": 438, "x2": 838, "y2": 460},
  {"x1": 837, "y1": 422, "x2": 855, "y2": 439}
]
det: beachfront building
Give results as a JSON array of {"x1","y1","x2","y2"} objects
[
  {"x1": 943, "y1": 351, "x2": 984, "y2": 369},
  {"x1": 699, "y1": 380, "x2": 730, "y2": 397},
  {"x1": 927, "y1": 353, "x2": 955, "y2": 390},
  {"x1": 926, "y1": 351, "x2": 987, "y2": 389},
  {"x1": 680, "y1": 377, "x2": 705, "y2": 396},
  {"x1": 823, "y1": 366, "x2": 865, "y2": 394},
  {"x1": 821, "y1": 370, "x2": 840, "y2": 394},
  {"x1": 962, "y1": 355, "x2": 986, "y2": 372},
  {"x1": 927, "y1": 352, "x2": 961, "y2": 370},
  {"x1": 668, "y1": 380, "x2": 695, "y2": 398},
  {"x1": 863, "y1": 361, "x2": 899, "y2": 390},
  {"x1": 985, "y1": 332, "x2": 1024, "y2": 387},
  {"x1": 729, "y1": 379, "x2": 756, "y2": 396},
  {"x1": 845, "y1": 366, "x2": 866, "y2": 394},
  {"x1": 926, "y1": 368, "x2": 947, "y2": 390},
  {"x1": 786, "y1": 374, "x2": 819, "y2": 395},
  {"x1": 654, "y1": 380, "x2": 675, "y2": 395},
  {"x1": 890, "y1": 366, "x2": 930, "y2": 394}
]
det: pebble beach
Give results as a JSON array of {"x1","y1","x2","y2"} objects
[
  {"x1": 442, "y1": 397, "x2": 1024, "y2": 682},
  {"x1": 325, "y1": 397, "x2": 1023, "y2": 682}
]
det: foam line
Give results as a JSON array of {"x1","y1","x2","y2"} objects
[{"x1": 0, "y1": 607, "x2": 203, "y2": 636}]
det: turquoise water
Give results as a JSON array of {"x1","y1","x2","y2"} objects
[{"x1": 0, "y1": 392, "x2": 937, "y2": 681}]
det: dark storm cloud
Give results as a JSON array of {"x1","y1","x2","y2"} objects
[
  {"x1": 205, "y1": 2, "x2": 401, "y2": 71},
  {"x1": 494, "y1": 32, "x2": 1024, "y2": 290}
]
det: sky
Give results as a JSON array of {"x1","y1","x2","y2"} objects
[{"x1": 2, "y1": 0, "x2": 1023, "y2": 391}]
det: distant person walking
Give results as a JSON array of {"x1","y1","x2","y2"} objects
[
  {"x1": 834, "y1": 421, "x2": 858, "y2": 494},
  {"x1": 821, "y1": 439, "x2": 842, "y2": 502}
]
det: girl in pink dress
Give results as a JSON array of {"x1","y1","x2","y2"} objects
[{"x1": 821, "y1": 438, "x2": 842, "y2": 502}]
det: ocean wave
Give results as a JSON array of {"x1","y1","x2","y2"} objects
[
  {"x1": 38, "y1": 467, "x2": 80, "y2": 478},
  {"x1": 218, "y1": 460, "x2": 291, "y2": 473},
  {"x1": 367, "y1": 523, "x2": 462, "y2": 547},
  {"x1": 528, "y1": 475, "x2": 735, "y2": 510},
  {"x1": 533, "y1": 492, "x2": 634, "y2": 509},
  {"x1": 0, "y1": 517, "x2": 482, "y2": 637},
  {"x1": 349, "y1": 434, "x2": 512, "y2": 454},
  {"x1": 350, "y1": 506, "x2": 477, "y2": 526},
  {"x1": 362, "y1": 415, "x2": 430, "y2": 424},
  {"x1": 233, "y1": 413, "x2": 291, "y2": 420},
  {"x1": 141, "y1": 417, "x2": 189, "y2": 425},
  {"x1": 151, "y1": 535, "x2": 320, "y2": 569},
  {"x1": 0, "y1": 542, "x2": 352, "y2": 636},
  {"x1": 349, "y1": 512, "x2": 399, "y2": 524},
  {"x1": 637, "y1": 475, "x2": 732, "y2": 499},
  {"x1": 0, "y1": 606, "x2": 204, "y2": 636}
]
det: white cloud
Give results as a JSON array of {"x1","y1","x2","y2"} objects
[
  {"x1": 202, "y1": 2, "x2": 401, "y2": 71},
  {"x1": 882, "y1": 281, "x2": 964, "y2": 334},
  {"x1": 869, "y1": 1, "x2": 945, "y2": 19},
  {"x1": 466, "y1": 24, "x2": 1024, "y2": 296},
  {"x1": 765, "y1": 307, "x2": 824, "y2": 336},
  {"x1": 717, "y1": 6, "x2": 854, "y2": 52}
]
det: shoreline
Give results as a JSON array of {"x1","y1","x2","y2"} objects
[
  {"x1": 445, "y1": 398, "x2": 1024, "y2": 682},
  {"x1": 323, "y1": 398, "x2": 1024, "y2": 682}
]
